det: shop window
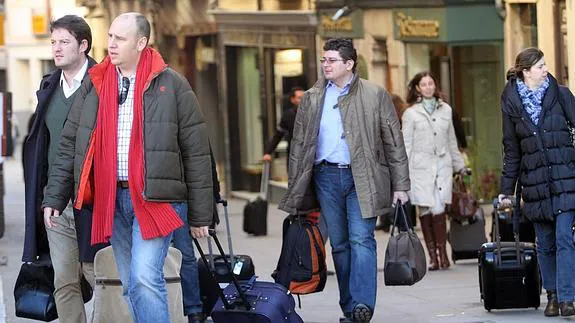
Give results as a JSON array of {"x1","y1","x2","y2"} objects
[
  {"x1": 237, "y1": 48, "x2": 263, "y2": 169},
  {"x1": 519, "y1": 3, "x2": 538, "y2": 47}
]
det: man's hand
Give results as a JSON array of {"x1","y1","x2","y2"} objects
[
  {"x1": 43, "y1": 207, "x2": 61, "y2": 229},
  {"x1": 190, "y1": 226, "x2": 209, "y2": 239},
  {"x1": 263, "y1": 154, "x2": 272, "y2": 162},
  {"x1": 497, "y1": 194, "x2": 513, "y2": 209},
  {"x1": 392, "y1": 191, "x2": 409, "y2": 206}
]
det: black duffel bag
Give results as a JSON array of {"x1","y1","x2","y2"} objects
[
  {"x1": 14, "y1": 257, "x2": 92, "y2": 321},
  {"x1": 384, "y1": 203, "x2": 427, "y2": 286}
]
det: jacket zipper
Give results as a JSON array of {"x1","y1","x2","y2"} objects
[{"x1": 386, "y1": 119, "x2": 398, "y2": 147}]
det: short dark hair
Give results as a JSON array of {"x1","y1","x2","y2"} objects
[
  {"x1": 50, "y1": 15, "x2": 92, "y2": 55},
  {"x1": 323, "y1": 38, "x2": 357, "y2": 73},
  {"x1": 289, "y1": 86, "x2": 304, "y2": 98},
  {"x1": 134, "y1": 13, "x2": 151, "y2": 45},
  {"x1": 506, "y1": 47, "x2": 544, "y2": 81}
]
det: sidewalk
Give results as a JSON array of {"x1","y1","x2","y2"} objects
[{"x1": 0, "y1": 156, "x2": 572, "y2": 322}]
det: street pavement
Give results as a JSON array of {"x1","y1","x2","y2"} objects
[{"x1": 0, "y1": 155, "x2": 574, "y2": 323}]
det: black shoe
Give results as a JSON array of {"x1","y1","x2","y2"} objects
[
  {"x1": 544, "y1": 290, "x2": 559, "y2": 317},
  {"x1": 352, "y1": 303, "x2": 372, "y2": 322},
  {"x1": 560, "y1": 302, "x2": 575, "y2": 317},
  {"x1": 327, "y1": 270, "x2": 336, "y2": 276},
  {"x1": 188, "y1": 312, "x2": 206, "y2": 323}
]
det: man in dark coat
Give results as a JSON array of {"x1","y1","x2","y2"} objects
[
  {"x1": 22, "y1": 15, "x2": 106, "y2": 323},
  {"x1": 262, "y1": 86, "x2": 304, "y2": 169}
]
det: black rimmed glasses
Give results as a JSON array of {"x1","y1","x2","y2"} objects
[
  {"x1": 118, "y1": 77, "x2": 130, "y2": 105},
  {"x1": 320, "y1": 58, "x2": 346, "y2": 65}
]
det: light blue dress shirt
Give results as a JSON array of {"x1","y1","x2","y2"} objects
[{"x1": 315, "y1": 76, "x2": 354, "y2": 165}]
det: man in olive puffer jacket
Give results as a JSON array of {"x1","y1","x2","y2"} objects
[{"x1": 42, "y1": 12, "x2": 213, "y2": 323}]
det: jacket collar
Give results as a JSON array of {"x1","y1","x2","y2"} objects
[
  {"x1": 89, "y1": 48, "x2": 167, "y2": 95},
  {"x1": 410, "y1": 99, "x2": 445, "y2": 118},
  {"x1": 29, "y1": 56, "x2": 98, "y2": 141},
  {"x1": 502, "y1": 73, "x2": 559, "y2": 119}
]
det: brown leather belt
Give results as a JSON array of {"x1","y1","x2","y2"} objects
[{"x1": 117, "y1": 181, "x2": 129, "y2": 189}]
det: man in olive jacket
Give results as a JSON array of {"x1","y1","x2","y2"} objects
[
  {"x1": 279, "y1": 38, "x2": 410, "y2": 323},
  {"x1": 42, "y1": 13, "x2": 212, "y2": 322}
]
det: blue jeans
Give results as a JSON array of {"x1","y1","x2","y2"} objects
[
  {"x1": 534, "y1": 211, "x2": 575, "y2": 302},
  {"x1": 110, "y1": 188, "x2": 175, "y2": 323},
  {"x1": 313, "y1": 165, "x2": 377, "y2": 315},
  {"x1": 172, "y1": 203, "x2": 203, "y2": 315}
]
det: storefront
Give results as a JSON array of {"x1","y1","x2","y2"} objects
[
  {"x1": 210, "y1": 10, "x2": 318, "y2": 192},
  {"x1": 392, "y1": 5, "x2": 505, "y2": 200}
]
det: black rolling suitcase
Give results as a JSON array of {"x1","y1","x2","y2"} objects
[
  {"x1": 198, "y1": 199, "x2": 256, "y2": 316},
  {"x1": 194, "y1": 231, "x2": 303, "y2": 323},
  {"x1": 478, "y1": 197, "x2": 540, "y2": 311},
  {"x1": 243, "y1": 161, "x2": 270, "y2": 236}
]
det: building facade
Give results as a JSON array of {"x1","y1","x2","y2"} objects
[
  {"x1": 503, "y1": 0, "x2": 575, "y2": 89},
  {"x1": 5, "y1": 0, "x2": 85, "y2": 131},
  {"x1": 211, "y1": 0, "x2": 318, "y2": 194}
]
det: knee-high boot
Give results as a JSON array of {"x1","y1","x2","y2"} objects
[
  {"x1": 420, "y1": 214, "x2": 439, "y2": 271},
  {"x1": 433, "y1": 213, "x2": 450, "y2": 269}
]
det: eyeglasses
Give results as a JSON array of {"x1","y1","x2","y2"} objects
[
  {"x1": 320, "y1": 58, "x2": 346, "y2": 65},
  {"x1": 118, "y1": 77, "x2": 130, "y2": 105}
]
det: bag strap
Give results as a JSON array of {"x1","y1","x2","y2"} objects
[{"x1": 390, "y1": 203, "x2": 411, "y2": 236}]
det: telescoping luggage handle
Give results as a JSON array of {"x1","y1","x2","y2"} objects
[
  {"x1": 492, "y1": 190, "x2": 522, "y2": 265},
  {"x1": 259, "y1": 161, "x2": 271, "y2": 200},
  {"x1": 206, "y1": 198, "x2": 235, "y2": 270},
  {"x1": 193, "y1": 228, "x2": 252, "y2": 311}
]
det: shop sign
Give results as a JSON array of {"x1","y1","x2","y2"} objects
[
  {"x1": 395, "y1": 12, "x2": 440, "y2": 39},
  {"x1": 222, "y1": 31, "x2": 260, "y2": 46},
  {"x1": 32, "y1": 14, "x2": 48, "y2": 35},
  {"x1": 318, "y1": 9, "x2": 364, "y2": 39},
  {"x1": 222, "y1": 30, "x2": 306, "y2": 48}
]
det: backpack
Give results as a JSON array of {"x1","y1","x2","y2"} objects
[{"x1": 272, "y1": 214, "x2": 327, "y2": 298}]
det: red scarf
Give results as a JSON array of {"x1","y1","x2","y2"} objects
[{"x1": 89, "y1": 48, "x2": 183, "y2": 244}]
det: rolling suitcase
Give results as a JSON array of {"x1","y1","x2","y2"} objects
[
  {"x1": 92, "y1": 246, "x2": 186, "y2": 323},
  {"x1": 478, "y1": 198, "x2": 540, "y2": 311},
  {"x1": 448, "y1": 207, "x2": 487, "y2": 262},
  {"x1": 193, "y1": 231, "x2": 303, "y2": 323},
  {"x1": 198, "y1": 199, "x2": 256, "y2": 316},
  {"x1": 243, "y1": 161, "x2": 270, "y2": 236}
]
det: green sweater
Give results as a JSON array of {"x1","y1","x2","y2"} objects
[{"x1": 45, "y1": 86, "x2": 79, "y2": 174}]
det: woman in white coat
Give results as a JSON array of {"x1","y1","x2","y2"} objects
[{"x1": 402, "y1": 71, "x2": 468, "y2": 270}]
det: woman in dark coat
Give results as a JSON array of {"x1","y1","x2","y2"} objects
[{"x1": 499, "y1": 47, "x2": 575, "y2": 317}]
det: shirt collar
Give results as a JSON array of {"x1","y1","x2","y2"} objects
[
  {"x1": 326, "y1": 73, "x2": 355, "y2": 90},
  {"x1": 60, "y1": 58, "x2": 88, "y2": 87},
  {"x1": 116, "y1": 66, "x2": 136, "y2": 81}
]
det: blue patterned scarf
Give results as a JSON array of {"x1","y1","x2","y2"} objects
[{"x1": 516, "y1": 76, "x2": 550, "y2": 125}]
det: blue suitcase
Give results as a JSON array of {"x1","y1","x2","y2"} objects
[{"x1": 193, "y1": 228, "x2": 303, "y2": 323}]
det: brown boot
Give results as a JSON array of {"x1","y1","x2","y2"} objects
[
  {"x1": 420, "y1": 214, "x2": 439, "y2": 271},
  {"x1": 433, "y1": 213, "x2": 450, "y2": 269}
]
